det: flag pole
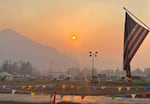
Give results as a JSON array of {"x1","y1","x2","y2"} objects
[{"x1": 123, "y1": 7, "x2": 150, "y2": 31}]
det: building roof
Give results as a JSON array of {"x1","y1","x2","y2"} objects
[{"x1": 0, "y1": 72, "x2": 12, "y2": 77}]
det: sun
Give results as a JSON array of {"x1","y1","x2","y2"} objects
[{"x1": 71, "y1": 35, "x2": 77, "y2": 40}]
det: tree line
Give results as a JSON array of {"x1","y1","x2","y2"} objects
[{"x1": 0, "y1": 60, "x2": 40, "y2": 76}]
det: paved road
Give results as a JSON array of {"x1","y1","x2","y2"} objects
[{"x1": 0, "y1": 94, "x2": 150, "y2": 104}]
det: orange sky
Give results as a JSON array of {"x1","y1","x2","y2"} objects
[{"x1": 0, "y1": 0, "x2": 150, "y2": 70}]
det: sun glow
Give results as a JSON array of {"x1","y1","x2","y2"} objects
[{"x1": 71, "y1": 35, "x2": 77, "y2": 40}]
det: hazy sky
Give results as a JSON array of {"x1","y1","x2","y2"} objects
[{"x1": 0, "y1": 0, "x2": 150, "y2": 70}]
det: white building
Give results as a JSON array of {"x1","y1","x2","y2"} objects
[{"x1": 0, "y1": 72, "x2": 14, "y2": 81}]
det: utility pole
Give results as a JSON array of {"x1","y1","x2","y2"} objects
[{"x1": 89, "y1": 51, "x2": 98, "y2": 81}]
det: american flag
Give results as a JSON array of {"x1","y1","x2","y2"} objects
[{"x1": 124, "y1": 12, "x2": 149, "y2": 78}]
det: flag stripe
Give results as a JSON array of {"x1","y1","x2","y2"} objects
[
  {"x1": 128, "y1": 27, "x2": 145, "y2": 53},
  {"x1": 129, "y1": 30, "x2": 148, "y2": 61},
  {"x1": 124, "y1": 24, "x2": 139, "y2": 50},
  {"x1": 128, "y1": 26, "x2": 143, "y2": 50},
  {"x1": 127, "y1": 24, "x2": 139, "y2": 43},
  {"x1": 123, "y1": 23, "x2": 139, "y2": 69},
  {"x1": 124, "y1": 25, "x2": 142, "y2": 64}
]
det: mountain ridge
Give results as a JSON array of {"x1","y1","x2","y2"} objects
[{"x1": 0, "y1": 29, "x2": 79, "y2": 72}]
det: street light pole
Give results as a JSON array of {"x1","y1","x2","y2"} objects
[{"x1": 89, "y1": 51, "x2": 98, "y2": 81}]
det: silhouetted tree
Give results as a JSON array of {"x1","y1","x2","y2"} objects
[
  {"x1": 1, "y1": 60, "x2": 36, "y2": 75},
  {"x1": 20, "y1": 61, "x2": 32, "y2": 75},
  {"x1": 2, "y1": 60, "x2": 9, "y2": 72}
]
